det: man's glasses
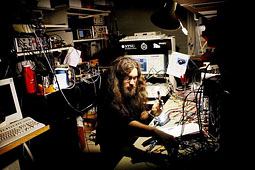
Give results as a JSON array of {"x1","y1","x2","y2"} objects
[{"x1": 124, "y1": 76, "x2": 137, "y2": 82}]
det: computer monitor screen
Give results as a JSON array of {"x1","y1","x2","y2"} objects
[
  {"x1": 76, "y1": 29, "x2": 92, "y2": 39},
  {"x1": 78, "y1": 30, "x2": 85, "y2": 38},
  {"x1": 129, "y1": 54, "x2": 167, "y2": 75},
  {"x1": 0, "y1": 78, "x2": 23, "y2": 128}
]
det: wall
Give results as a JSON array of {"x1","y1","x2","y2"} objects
[{"x1": 112, "y1": 0, "x2": 188, "y2": 54}]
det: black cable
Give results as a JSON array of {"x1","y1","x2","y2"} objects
[
  {"x1": 196, "y1": 85, "x2": 203, "y2": 133},
  {"x1": 193, "y1": 64, "x2": 211, "y2": 136},
  {"x1": 180, "y1": 90, "x2": 197, "y2": 137},
  {"x1": 180, "y1": 64, "x2": 211, "y2": 137}
]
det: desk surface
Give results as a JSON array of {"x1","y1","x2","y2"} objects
[
  {"x1": 115, "y1": 91, "x2": 216, "y2": 169},
  {"x1": 0, "y1": 125, "x2": 50, "y2": 155},
  {"x1": 134, "y1": 92, "x2": 197, "y2": 150}
]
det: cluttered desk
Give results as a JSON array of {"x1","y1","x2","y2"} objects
[
  {"x1": 115, "y1": 87, "x2": 219, "y2": 170},
  {"x1": 115, "y1": 33, "x2": 221, "y2": 169}
]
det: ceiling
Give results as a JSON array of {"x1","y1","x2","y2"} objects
[{"x1": 174, "y1": 0, "x2": 225, "y2": 19}]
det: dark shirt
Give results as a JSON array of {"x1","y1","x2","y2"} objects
[{"x1": 96, "y1": 72, "x2": 141, "y2": 152}]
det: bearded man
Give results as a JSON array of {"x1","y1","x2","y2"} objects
[{"x1": 96, "y1": 56, "x2": 178, "y2": 169}]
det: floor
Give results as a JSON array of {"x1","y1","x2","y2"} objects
[
  {"x1": 83, "y1": 125, "x2": 100, "y2": 153},
  {"x1": 82, "y1": 125, "x2": 166, "y2": 170},
  {"x1": 80, "y1": 124, "x2": 105, "y2": 169},
  {"x1": 81, "y1": 125, "x2": 224, "y2": 170}
]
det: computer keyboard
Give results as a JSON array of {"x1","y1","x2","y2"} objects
[{"x1": 0, "y1": 117, "x2": 45, "y2": 148}]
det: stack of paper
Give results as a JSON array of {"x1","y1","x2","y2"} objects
[{"x1": 158, "y1": 123, "x2": 199, "y2": 137}]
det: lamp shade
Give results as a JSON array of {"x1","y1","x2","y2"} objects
[{"x1": 150, "y1": 1, "x2": 180, "y2": 30}]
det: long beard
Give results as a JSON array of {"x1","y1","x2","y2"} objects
[{"x1": 122, "y1": 85, "x2": 137, "y2": 98}]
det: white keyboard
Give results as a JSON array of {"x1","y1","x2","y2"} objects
[{"x1": 0, "y1": 117, "x2": 45, "y2": 148}]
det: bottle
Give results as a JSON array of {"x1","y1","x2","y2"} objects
[{"x1": 23, "y1": 65, "x2": 37, "y2": 93}]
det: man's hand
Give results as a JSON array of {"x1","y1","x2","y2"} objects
[
  {"x1": 153, "y1": 128, "x2": 179, "y2": 153},
  {"x1": 151, "y1": 100, "x2": 164, "y2": 116}
]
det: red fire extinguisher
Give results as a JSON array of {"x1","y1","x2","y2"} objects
[{"x1": 23, "y1": 65, "x2": 37, "y2": 93}]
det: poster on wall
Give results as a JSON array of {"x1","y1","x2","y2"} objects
[{"x1": 92, "y1": 26, "x2": 108, "y2": 38}]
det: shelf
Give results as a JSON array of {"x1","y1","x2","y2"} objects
[
  {"x1": 16, "y1": 47, "x2": 71, "y2": 56},
  {"x1": 73, "y1": 38, "x2": 104, "y2": 43},
  {"x1": 67, "y1": 12, "x2": 109, "y2": 19},
  {"x1": 67, "y1": 6, "x2": 110, "y2": 19},
  {"x1": 34, "y1": 7, "x2": 55, "y2": 11},
  {"x1": 0, "y1": 125, "x2": 50, "y2": 155},
  {"x1": 68, "y1": 6, "x2": 111, "y2": 14},
  {"x1": 44, "y1": 24, "x2": 70, "y2": 32},
  {"x1": 44, "y1": 24, "x2": 68, "y2": 28}
]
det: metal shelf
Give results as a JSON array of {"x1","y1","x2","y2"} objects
[{"x1": 16, "y1": 47, "x2": 71, "y2": 56}]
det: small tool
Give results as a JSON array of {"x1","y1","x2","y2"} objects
[{"x1": 157, "y1": 91, "x2": 163, "y2": 110}]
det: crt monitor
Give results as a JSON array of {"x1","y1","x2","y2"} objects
[
  {"x1": 128, "y1": 54, "x2": 167, "y2": 75},
  {"x1": 0, "y1": 78, "x2": 23, "y2": 128}
]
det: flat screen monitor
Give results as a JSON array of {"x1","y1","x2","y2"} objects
[
  {"x1": 0, "y1": 78, "x2": 23, "y2": 128},
  {"x1": 128, "y1": 54, "x2": 167, "y2": 75}
]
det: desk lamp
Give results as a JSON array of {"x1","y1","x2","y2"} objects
[
  {"x1": 151, "y1": 1, "x2": 188, "y2": 35},
  {"x1": 150, "y1": 1, "x2": 180, "y2": 30}
]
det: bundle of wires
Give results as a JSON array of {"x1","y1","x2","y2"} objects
[
  {"x1": 27, "y1": 23, "x2": 100, "y2": 115},
  {"x1": 179, "y1": 64, "x2": 211, "y2": 136}
]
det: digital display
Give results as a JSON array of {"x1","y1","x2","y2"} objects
[
  {"x1": 130, "y1": 54, "x2": 166, "y2": 75},
  {"x1": 78, "y1": 30, "x2": 85, "y2": 38}
]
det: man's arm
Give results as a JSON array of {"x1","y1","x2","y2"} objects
[
  {"x1": 129, "y1": 120, "x2": 156, "y2": 136},
  {"x1": 129, "y1": 120, "x2": 178, "y2": 150}
]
